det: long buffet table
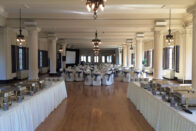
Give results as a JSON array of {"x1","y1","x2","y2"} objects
[
  {"x1": 0, "y1": 80, "x2": 67, "y2": 131},
  {"x1": 127, "y1": 82, "x2": 196, "y2": 131}
]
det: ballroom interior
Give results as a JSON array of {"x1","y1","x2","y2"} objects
[{"x1": 0, "y1": 0, "x2": 196, "y2": 131}]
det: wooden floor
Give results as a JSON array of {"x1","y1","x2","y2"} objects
[{"x1": 36, "y1": 80, "x2": 154, "y2": 131}]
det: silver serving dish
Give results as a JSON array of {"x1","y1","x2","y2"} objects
[
  {"x1": 140, "y1": 81, "x2": 151, "y2": 89},
  {"x1": 13, "y1": 85, "x2": 26, "y2": 102},
  {"x1": 161, "y1": 85, "x2": 192, "y2": 102},
  {"x1": 0, "y1": 86, "x2": 15, "y2": 110}
]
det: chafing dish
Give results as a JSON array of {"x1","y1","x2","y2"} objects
[
  {"x1": 140, "y1": 81, "x2": 151, "y2": 89},
  {"x1": 173, "y1": 91, "x2": 196, "y2": 114},
  {"x1": 38, "y1": 80, "x2": 46, "y2": 89},
  {"x1": 164, "y1": 85, "x2": 193, "y2": 101},
  {"x1": 13, "y1": 85, "x2": 26, "y2": 102},
  {"x1": 151, "y1": 80, "x2": 178, "y2": 95},
  {"x1": 17, "y1": 81, "x2": 39, "y2": 96},
  {"x1": 0, "y1": 86, "x2": 15, "y2": 110}
]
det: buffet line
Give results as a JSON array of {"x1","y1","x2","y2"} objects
[
  {"x1": 127, "y1": 79, "x2": 196, "y2": 131},
  {"x1": 140, "y1": 80, "x2": 195, "y2": 114},
  {"x1": 0, "y1": 77, "x2": 63, "y2": 111}
]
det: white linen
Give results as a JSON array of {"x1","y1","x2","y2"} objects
[
  {"x1": 0, "y1": 80, "x2": 67, "y2": 131},
  {"x1": 127, "y1": 82, "x2": 196, "y2": 131}
]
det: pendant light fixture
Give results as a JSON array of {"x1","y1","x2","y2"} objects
[
  {"x1": 92, "y1": 31, "x2": 101, "y2": 45},
  {"x1": 86, "y1": 0, "x2": 106, "y2": 19},
  {"x1": 16, "y1": 8, "x2": 25, "y2": 46},
  {"x1": 58, "y1": 45, "x2": 63, "y2": 53},
  {"x1": 86, "y1": 0, "x2": 106, "y2": 12},
  {"x1": 166, "y1": 8, "x2": 174, "y2": 45},
  {"x1": 126, "y1": 39, "x2": 134, "y2": 50},
  {"x1": 130, "y1": 44, "x2": 133, "y2": 50},
  {"x1": 92, "y1": 31, "x2": 101, "y2": 56}
]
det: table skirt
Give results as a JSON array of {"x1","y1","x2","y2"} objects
[
  {"x1": 127, "y1": 82, "x2": 196, "y2": 131},
  {"x1": 0, "y1": 80, "x2": 67, "y2": 131}
]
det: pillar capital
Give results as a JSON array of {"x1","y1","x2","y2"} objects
[
  {"x1": 153, "y1": 27, "x2": 167, "y2": 34},
  {"x1": 48, "y1": 33, "x2": 58, "y2": 41},
  {"x1": 26, "y1": 26, "x2": 41, "y2": 32},
  {"x1": 135, "y1": 37, "x2": 144, "y2": 41},
  {"x1": 187, "y1": 4, "x2": 196, "y2": 14},
  {"x1": 24, "y1": 22, "x2": 41, "y2": 32}
]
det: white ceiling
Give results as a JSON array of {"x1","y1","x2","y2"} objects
[{"x1": 0, "y1": 0, "x2": 195, "y2": 49}]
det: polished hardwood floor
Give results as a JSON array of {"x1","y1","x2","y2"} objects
[{"x1": 36, "y1": 80, "x2": 154, "y2": 131}]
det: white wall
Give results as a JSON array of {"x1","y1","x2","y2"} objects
[
  {"x1": 0, "y1": 26, "x2": 49, "y2": 80},
  {"x1": 0, "y1": 27, "x2": 16, "y2": 80},
  {"x1": 39, "y1": 38, "x2": 48, "y2": 51}
]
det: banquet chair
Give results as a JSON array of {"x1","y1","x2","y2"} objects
[
  {"x1": 65, "y1": 69, "x2": 75, "y2": 82},
  {"x1": 84, "y1": 71, "x2": 92, "y2": 86},
  {"x1": 75, "y1": 70, "x2": 83, "y2": 81},
  {"x1": 116, "y1": 69, "x2": 123, "y2": 82},
  {"x1": 102, "y1": 71, "x2": 113, "y2": 86},
  {"x1": 92, "y1": 72, "x2": 102, "y2": 86},
  {"x1": 123, "y1": 69, "x2": 131, "y2": 82}
]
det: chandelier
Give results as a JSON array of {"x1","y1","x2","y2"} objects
[
  {"x1": 86, "y1": 0, "x2": 106, "y2": 19},
  {"x1": 92, "y1": 31, "x2": 101, "y2": 55},
  {"x1": 16, "y1": 8, "x2": 25, "y2": 46},
  {"x1": 58, "y1": 45, "x2": 63, "y2": 53},
  {"x1": 126, "y1": 39, "x2": 134, "y2": 50},
  {"x1": 166, "y1": 9, "x2": 174, "y2": 45},
  {"x1": 86, "y1": 0, "x2": 106, "y2": 12},
  {"x1": 92, "y1": 31, "x2": 101, "y2": 45}
]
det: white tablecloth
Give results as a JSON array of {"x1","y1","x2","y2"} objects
[
  {"x1": 127, "y1": 82, "x2": 196, "y2": 131},
  {"x1": 0, "y1": 80, "x2": 67, "y2": 131}
]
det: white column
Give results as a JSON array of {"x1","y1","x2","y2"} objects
[
  {"x1": 184, "y1": 27, "x2": 192, "y2": 81},
  {"x1": 61, "y1": 43, "x2": 67, "y2": 69},
  {"x1": 115, "y1": 48, "x2": 119, "y2": 65},
  {"x1": 135, "y1": 38, "x2": 143, "y2": 71},
  {"x1": 48, "y1": 36, "x2": 57, "y2": 74},
  {"x1": 122, "y1": 44, "x2": 127, "y2": 67},
  {"x1": 119, "y1": 47, "x2": 122, "y2": 65},
  {"x1": 127, "y1": 44, "x2": 131, "y2": 67},
  {"x1": 27, "y1": 27, "x2": 40, "y2": 80},
  {"x1": 191, "y1": 8, "x2": 196, "y2": 89},
  {"x1": 153, "y1": 28, "x2": 164, "y2": 79},
  {"x1": 175, "y1": 31, "x2": 185, "y2": 80}
]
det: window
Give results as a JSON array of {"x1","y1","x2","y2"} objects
[
  {"x1": 19, "y1": 48, "x2": 23, "y2": 70},
  {"x1": 107, "y1": 56, "x2": 112, "y2": 63},
  {"x1": 169, "y1": 48, "x2": 173, "y2": 69},
  {"x1": 81, "y1": 56, "x2": 86, "y2": 62},
  {"x1": 102, "y1": 56, "x2": 105, "y2": 63},
  {"x1": 144, "y1": 50, "x2": 152, "y2": 67},
  {"x1": 40, "y1": 51, "x2": 43, "y2": 67},
  {"x1": 94, "y1": 56, "x2": 99, "y2": 63},
  {"x1": 88, "y1": 56, "x2": 91, "y2": 63},
  {"x1": 131, "y1": 53, "x2": 135, "y2": 65},
  {"x1": 163, "y1": 47, "x2": 178, "y2": 70}
]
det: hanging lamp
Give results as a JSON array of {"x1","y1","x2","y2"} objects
[
  {"x1": 166, "y1": 8, "x2": 174, "y2": 45},
  {"x1": 16, "y1": 8, "x2": 25, "y2": 46}
]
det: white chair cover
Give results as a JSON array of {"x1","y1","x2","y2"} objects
[
  {"x1": 65, "y1": 69, "x2": 75, "y2": 82},
  {"x1": 84, "y1": 71, "x2": 92, "y2": 86},
  {"x1": 123, "y1": 69, "x2": 131, "y2": 82},
  {"x1": 75, "y1": 70, "x2": 83, "y2": 81},
  {"x1": 92, "y1": 72, "x2": 102, "y2": 86},
  {"x1": 102, "y1": 71, "x2": 113, "y2": 86},
  {"x1": 116, "y1": 70, "x2": 123, "y2": 82}
]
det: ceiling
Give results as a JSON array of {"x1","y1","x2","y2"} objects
[{"x1": 0, "y1": 0, "x2": 195, "y2": 49}]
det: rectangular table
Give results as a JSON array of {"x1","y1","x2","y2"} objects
[
  {"x1": 0, "y1": 80, "x2": 67, "y2": 131},
  {"x1": 127, "y1": 82, "x2": 196, "y2": 131}
]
